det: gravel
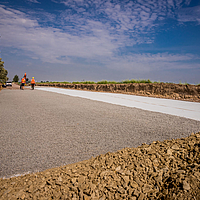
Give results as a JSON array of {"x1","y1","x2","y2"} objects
[
  {"x1": 1, "y1": 132, "x2": 199, "y2": 200},
  {"x1": 0, "y1": 89, "x2": 200, "y2": 178}
]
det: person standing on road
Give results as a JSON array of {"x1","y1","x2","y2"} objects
[
  {"x1": 31, "y1": 77, "x2": 35, "y2": 90},
  {"x1": 24, "y1": 73, "x2": 27, "y2": 85},
  {"x1": 24, "y1": 73, "x2": 26, "y2": 80},
  {"x1": 21, "y1": 77, "x2": 26, "y2": 90}
]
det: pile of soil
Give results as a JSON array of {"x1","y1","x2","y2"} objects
[
  {"x1": 36, "y1": 83, "x2": 200, "y2": 102},
  {"x1": 1, "y1": 132, "x2": 199, "y2": 200}
]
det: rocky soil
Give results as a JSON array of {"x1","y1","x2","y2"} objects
[
  {"x1": 0, "y1": 132, "x2": 199, "y2": 200},
  {"x1": 36, "y1": 83, "x2": 200, "y2": 103}
]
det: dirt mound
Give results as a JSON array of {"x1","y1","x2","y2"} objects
[
  {"x1": 36, "y1": 83, "x2": 200, "y2": 102},
  {"x1": 1, "y1": 132, "x2": 199, "y2": 200}
]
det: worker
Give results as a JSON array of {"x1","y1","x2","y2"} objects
[
  {"x1": 31, "y1": 77, "x2": 35, "y2": 90},
  {"x1": 21, "y1": 77, "x2": 26, "y2": 90},
  {"x1": 24, "y1": 73, "x2": 27, "y2": 83}
]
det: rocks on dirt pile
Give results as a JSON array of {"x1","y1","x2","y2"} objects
[
  {"x1": 36, "y1": 83, "x2": 200, "y2": 102},
  {"x1": 0, "y1": 132, "x2": 199, "y2": 200}
]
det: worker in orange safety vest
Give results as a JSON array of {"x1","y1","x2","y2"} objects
[
  {"x1": 21, "y1": 77, "x2": 26, "y2": 90},
  {"x1": 31, "y1": 77, "x2": 35, "y2": 90}
]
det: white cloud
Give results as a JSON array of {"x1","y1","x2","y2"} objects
[
  {"x1": 57, "y1": 0, "x2": 196, "y2": 46},
  {"x1": 177, "y1": 5, "x2": 200, "y2": 24},
  {"x1": 104, "y1": 53, "x2": 199, "y2": 73},
  {"x1": 27, "y1": 0, "x2": 41, "y2": 3},
  {"x1": 0, "y1": 5, "x2": 117, "y2": 64},
  {"x1": 0, "y1": 1, "x2": 199, "y2": 75}
]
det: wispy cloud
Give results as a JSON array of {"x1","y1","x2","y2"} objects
[
  {"x1": 1, "y1": 4, "x2": 198, "y2": 66},
  {"x1": 177, "y1": 5, "x2": 200, "y2": 24},
  {"x1": 0, "y1": 5, "x2": 116, "y2": 64},
  {"x1": 58, "y1": 0, "x2": 198, "y2": 45},
  {"x1": 0, "y1": 0, "x2": 199, "y2": 82},
  {"x1": 26, "y1": 0, "x2": 41, "y2": 3},
  {"x1": 103, "y1": 53, "x2": 200, "y2": 73}
]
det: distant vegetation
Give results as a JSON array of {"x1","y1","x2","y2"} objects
[
  {"x1": 38, "y1": 79, "x2": 153, "y2": 84},
  {"x1": 37, "y1": 79, "x2": 198, "y2": 85},
  {"x1": 0, "y1": 58, "x2": 8, "y2": 83},
  {"x1": 40, "y1": 81, "x2": 71, "y2": 84},
  {"x1": 72, "y1": 81, "x2": 96, "y2": 84},
  {"x1": 13, "y1": 75, "x2": 19, "y2": 82},
  {"x1": 121, "y1": 79, "x2": 152, "y2": 84}
]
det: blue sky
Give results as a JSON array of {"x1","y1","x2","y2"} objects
[{"x1": 0, "y1": 0, "x2": 200, "y2": 83}]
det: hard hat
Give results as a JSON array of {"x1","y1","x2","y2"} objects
[{"x1": 32, "y1": 77, "x2": 34, "y2": 79}]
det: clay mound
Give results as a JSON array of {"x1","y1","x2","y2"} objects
[{"x1": 1, "y1": 132, "x2": 199, "y2": 199}]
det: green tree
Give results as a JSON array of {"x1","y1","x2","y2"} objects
[
  {"x1": 13, "y1": 75, "x2": 19, "y2": 82},
  {"x1": 0, "y1": 58, "x2": 8, "y2": 83}
]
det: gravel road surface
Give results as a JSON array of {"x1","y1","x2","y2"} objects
[
  {"x1": 0, "y1": 89, "x2": 200, "y2": 178},
  {"x1": 37, "y1": 87, "x2": 200, "y2": 121}
]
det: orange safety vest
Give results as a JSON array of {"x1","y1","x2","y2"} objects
[
  {"x1": 21, "y1": 78, "x2": 26, "y2": 83},
  {"x1": 31, "y1": 79, "x2": 35, "y2": 84}
]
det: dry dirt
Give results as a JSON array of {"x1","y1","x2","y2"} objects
[
  {"x1": 36, "y1": 83, "x2": 200, "y2": 103},
  {"x1": 0, "y1": 132, "x2": 199, "y2": 200}
]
